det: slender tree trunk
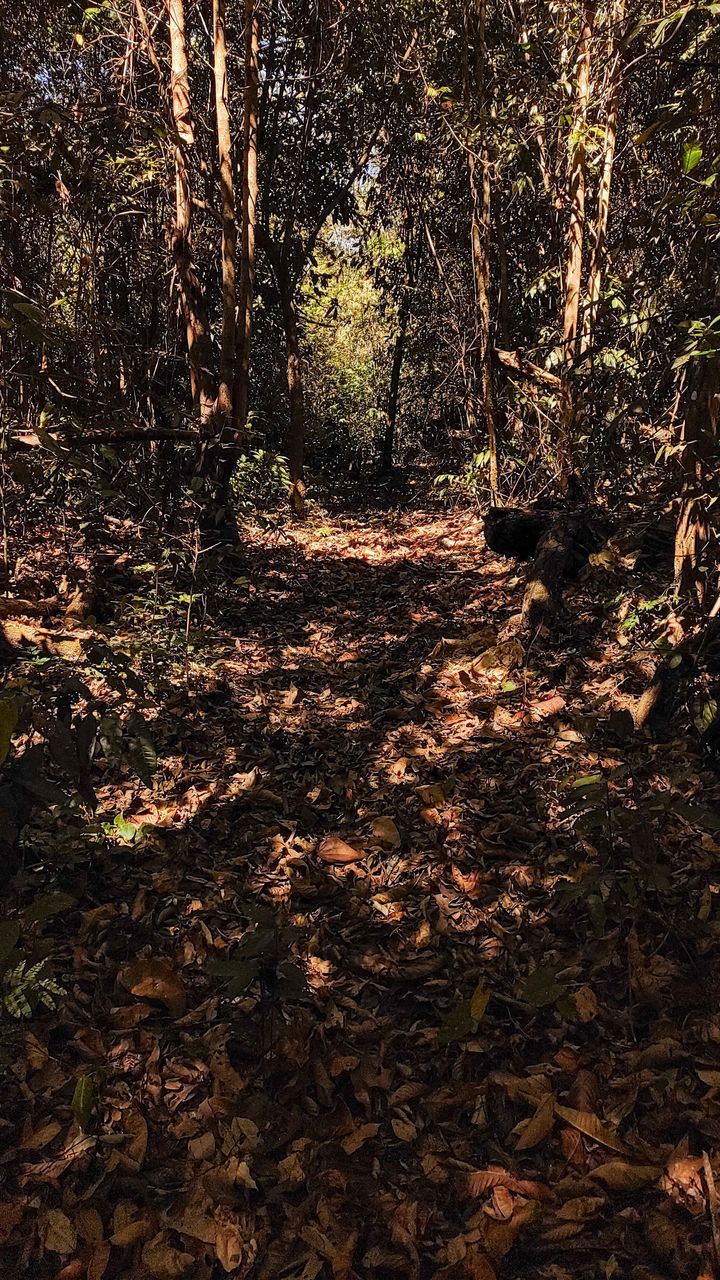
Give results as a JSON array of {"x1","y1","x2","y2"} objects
[
  {"x1": 581, "y1": 0, "x2": 623, "y2": 355},
  {"x1": 493, "y1": 192, "x2": 511, "y2": 350},
  {"x1": 382, "y1": 300, "x2": 409, "y2": 474},
  {"x1": 232, "y1": 0, "x2": 259, "y2": 439},
  {"x1": 212, "y1": 0, "x2": 236, "y2": 427},
  {"x1": 559, "y1": 2, "x2": 594, "y2": 474},
  {"x1": 382, "y1": 221, "x2": 416, "y2": 470},
  {"x1": 279, "y1": 274, "x2": 306, "y2": 514},
  {"x1": 675, "y1": 357, "x2": 719, "y2": 603},
  {"x1": 465, "y1": 0, "x2": 499, "y2": 497},
  {"x1": 166, "y1": 0, "x2": 215, "y2": 422}
]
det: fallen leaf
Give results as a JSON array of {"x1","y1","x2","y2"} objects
[
  {"x1": 75, "y1": 1208, "x2": 104, "y2": 1248},
  {"x1": 317, "y1": 836, "x2": 367, "y2": 864},
  {"x1": 555, "y1": 1195, "x2": 605, "y2": 1221},
  {"x1": 342, "y1": 1123, "x2": 379, "y2": 1154},
  {"x1": 371, "y1": 815, "x2": 400, "y2": 846},
  {"x1": 87, "y1": 1242, "x2": 111, "y2": 1280},
  {"x1": 118, "y1": 957, "x2": 187, "y2": 1017},
  {"x1": 19, "y1": 1120, "x2": 62, "y2": 1150},
  {"x1": 590, "y1": 1160, "x2": 662, "y2": 1191},
  {"x1": 189, "y1": 1132, "x2": 215, "y2": 1162},
  {"x1": 391, "y1": 1116, "x2": 417, "y2": 1142},
  {"x1": 39, "y1": 1209, "x2": 77, "y2": 1256},
  {"x1": 514, "y1": 1092, "x2": 555, "y2": 1151},
  {"x1": 554, "y1": 1105, "x2": 625, "y2": 1153},
  {"x1": 0, "y1": 1201, "x2": 24, "y2": 1243},
  {"x1": 467, "y1": 1168, "x2": 551, "y2": 1201},
  {"x1": 528, "y1": 694, "x2": 566, "y2": 719},
  {"x1": 573, "y1": 986, "x2": 599, "y2": 1022},
  {"x1": 121, "y1": 1107, "x2": 148, "y2": 1169},
  {"x1": 142, "y1": 1231, "x2": 194, "y2": 1278}
]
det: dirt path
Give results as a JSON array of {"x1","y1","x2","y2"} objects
[{"x1": 4, "y1": 510, "x2": 720, "y2": 1279}]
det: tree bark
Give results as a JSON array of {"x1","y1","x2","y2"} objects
[
  {"x1": 581, "y1": 0, "x2": 623, "y2": 355},
  {"x1": 382, "y1": 218, "x2": 417, "y2": 470},
  {"x1": 212, "y1": 0, "x2": 236, "y2": 427},
  {"x1": 279, "y1": 276, "x2": 306, "y2": 514},
  {"x1": 559, "y1": 3, "x2": 594, "y2": 469},
  {"x1": 166, "y1": 0, "x2": 216, "y2": 422},
  {"x1": 465, "y1": 0, "x2": 499, "y2": 497},
  {"x1": 232, "y1": 0, "x2": 259, "y2": 440}
]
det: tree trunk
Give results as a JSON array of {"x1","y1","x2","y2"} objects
[
  {"x1": 493, "y1": 191, "x2": 511, "y2": 350},
  {"x1": 559, "y1": 3, "x2": 594, "y2": 470},
  {"x1": 382, "y1": 219, "x2": 416, "y2": 471},
  {"x1": 465, "y1": 0, "x2": 499, "y2": 497},
  {"x1": 166, "y1": 0, "x2": 215, "y2": 422},
  {"x1": 279, "y1": 276, "x2": 306, "y2": 514},
  {"x1": 675, "y1": 357, "x2": 719, "y2": 603},
  {"x1": 581, "y1": 0, "x2": 623, "y2": 355},
  {"x1": 232, "y1": 0, "x2": 259, "y2": 440},
  {"x1": 212, "y1": 0, "x2": 236, "y2": 427}
]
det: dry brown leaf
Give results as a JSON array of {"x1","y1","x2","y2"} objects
[
  {"x1": 481, "y1": 1199, "x2": 538, "y2": 1260},
  {"x1": 19, "y1": 1120, "x2": 62, "y2": 1150},
  {"x1": 110, "y1": 1203, "x2": 153, "y2": 1247},
  {"x1": 87, "y1": 1242, "x2": 111, "y2": 1280},
  {"x1": 142, "y1": 1231, "x2": 194, "y2": 1278},
  {"x1": 19, "y1": 1135, "x2": 95, "y2": 1184},
  {"x1": 491, "y1": 1071, "x2": 548, "y2": 1105},
  {"x1": 528, "y1": 694, "x2": 566, "y2": 719},
  {"x1": 555, "y1": 1195, "x2": 605, "y2": 1221},
  {"x1": 573, "y1": 986, "x2": 599, "y2": 1023},
  {"x1": 554, "y1": 1105, "x2": 625, "y2": 1153},
  {"x1": 467, "y1": 1168, "x2": 552, "y2": 1201},
  {"x1": 697, "y1": 1070, "x2": 720, "y2": 1088},
  {"x1": 75, "y1": 1207, "x2": 104, "y2": 1247},
  {"x1": 214, "y1": 1207, "x2": 255, "y2": 1274},
  {"x1": 391, "y1": 1116, "x2": 417, "y2": 1142},
  {"x1": 189, "y1": 1131, "x2": 215, "y2": 1162},
  {"x1": 168, "y1": 1199, "x2": 216, "y2": 1245},
  {"x1": 514, "y1": 1092, "x2": 555, "y2": 1151},
  {"x1": 463, "y1": 1247, "x2": 497, "y2": 1280},
  {"x1": 590, "y1": 1160, "x2": 662, "y2": 1191},
  {"x1": 341, "y1": 1122, "x2": 379, "y2": 1154},
  {"x1": 277, "y1": 1152, "x2": 305, "y2": 1182},
  {"x1": 39, "y1": 1209, "x2": 77, "y2": 1256},
  {"x1": 417, "y1": 783, "x2": 447, "y2": 806},
  {"x1": 371, "y1": 815, "x2": 401, "y2": 846},
  {"x1": 317, "y1": 836, "x2": 367, "y2": 864},
  {"x1": 118, "y1": 957, "x2": 187, "y2": 1017},
  {"x1": 0, "y1": 1201, "x2": 24, "y2": 1244},
  {"x1": 121, "y1": 1107, "x2": 148, "y2": 1169}
]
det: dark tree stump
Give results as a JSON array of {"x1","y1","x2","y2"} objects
[
  {"x1": 521, "y1": 511, "x2": 607, "y2": 630},
  {"x1": 483, "y1": 507, "x2": 553, "y2": 560}
]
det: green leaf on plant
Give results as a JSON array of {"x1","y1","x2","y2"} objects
[
  {"x1": 72, "y1": 1075, "x2": 95, "y2": 1130},
  {"x1": 682, "y1": 140, "x2": 702, "y2": 174}
]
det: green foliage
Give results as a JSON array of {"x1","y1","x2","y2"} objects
[
  {"x1": 433, "y1": 452, "x2": 491, "y2": 501},
  {"x1": 209, "y1": 902, "x2": 308, "y2": 1003},
  {"x1": 232, "y1": 450, "x2": 291, "y2": 508},
  {"x1": 302, "y1": 231, "x2": 393, "y2": 456},
  {"x1": 2, "y1": 959, "x2": 66, "y2": 1019}
]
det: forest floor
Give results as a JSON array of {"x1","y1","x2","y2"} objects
[{"x1": 4, "y1": 505, "x2": 720, "y2": 1280}]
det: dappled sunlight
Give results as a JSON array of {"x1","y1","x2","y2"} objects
[{"x1": 4, "y1": 507, "x2": 720, "y2": 1280}]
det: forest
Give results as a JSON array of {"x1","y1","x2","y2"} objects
[{"x1": 1, "y1": 0, "x2": 720, "y2": 1277}]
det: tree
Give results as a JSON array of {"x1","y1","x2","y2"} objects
[{"x1": 166, "y1": 0, "x2": 216, "y2": 422}]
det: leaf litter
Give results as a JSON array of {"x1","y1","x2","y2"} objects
[{"x1": 2, "y1": 509, "x2": 720, "y2": 1278}]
